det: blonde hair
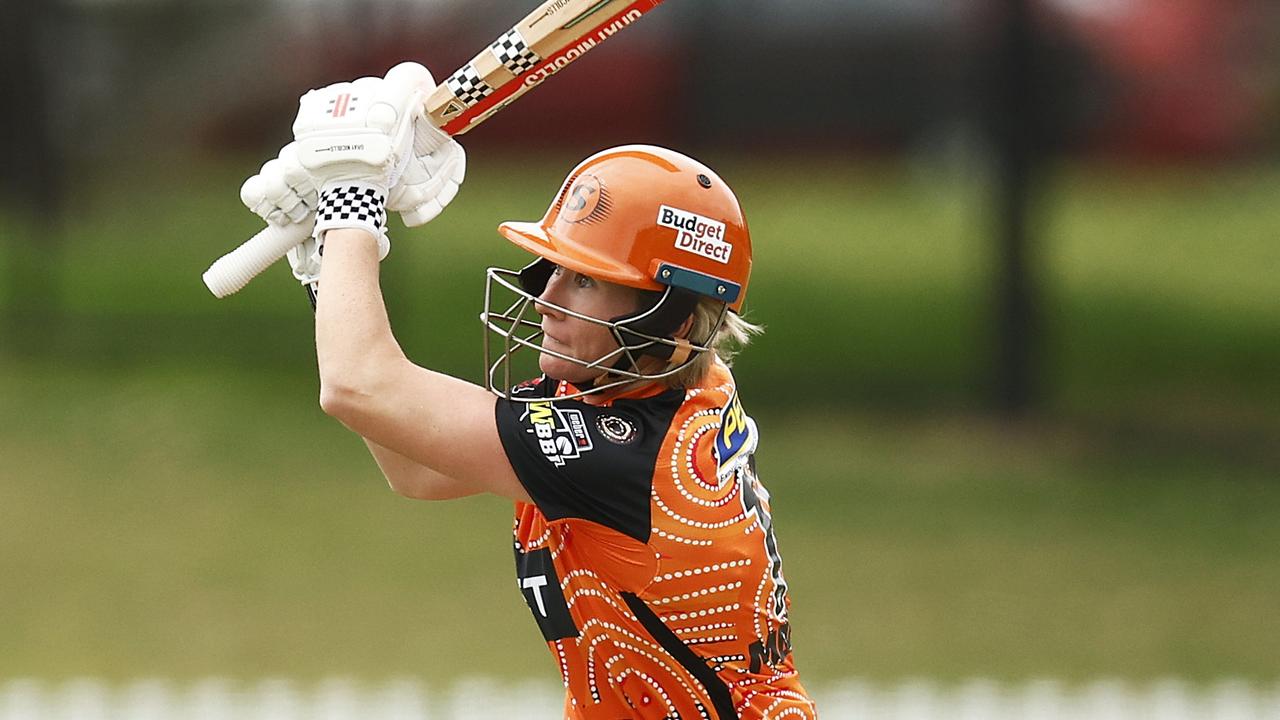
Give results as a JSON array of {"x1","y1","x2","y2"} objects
[{"x1": 665, "y1": 298, "x2": 764, "y2": 389}]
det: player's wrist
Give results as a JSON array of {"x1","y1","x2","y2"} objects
[
  {"x1": 313, "y1": 182, "x2": 391, "y2": 258},
  {"x1": 323, "y1": 226, "x2": 385, "y2": 249}
]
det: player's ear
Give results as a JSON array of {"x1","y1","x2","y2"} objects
[{"x1": 673, "y1": 314, "x2": 694, "y2": 340}]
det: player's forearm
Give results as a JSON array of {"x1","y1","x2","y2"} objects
[
  {"x1": 315, "y1": 228, "x2": 407, "y2": 410},
  {"x1": 312, "y1": 230, "x2": 501, "y2": 492}
]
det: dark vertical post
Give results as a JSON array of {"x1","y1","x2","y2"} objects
[
  {"x1": 986, "y1": 0, "x2": 1043, "y2": 415},
  {"x1": 0, "y1": 0, "x2": 65, "y2": 356},
  {"x1": 680, "y1": 0, "x2": 724, "y2": 151}
]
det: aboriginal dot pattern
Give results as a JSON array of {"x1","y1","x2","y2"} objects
[{"x1": 511, "y1": 360, "x2": 815, "y2": 718}]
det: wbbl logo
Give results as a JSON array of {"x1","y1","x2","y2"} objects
[
  {"x1": 657, "y1": 205, "x2": 732, "y2": 264},
  {"x1": 524, "y1": 401, "x2": 593, "y2": 466}
]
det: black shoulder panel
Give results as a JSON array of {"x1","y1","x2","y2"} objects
[{"x1": 495, "y1": 379, "x2": 684, "y2": 543}]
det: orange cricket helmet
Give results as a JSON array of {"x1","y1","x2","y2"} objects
[
  {"x1": 499, "y1": 144, "x2": 752, "y2": 312},
  {"x1": 482, "y1": 145, "x2": 752, "y2": 400}
]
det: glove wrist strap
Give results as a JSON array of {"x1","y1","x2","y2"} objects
[{"x1": 313, "y1": 182, "x2": 390, "y2": 256}]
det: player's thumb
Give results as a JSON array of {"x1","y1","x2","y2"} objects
[{"x1": 384, "y1": 61, "x2": 436, "y2": 96}]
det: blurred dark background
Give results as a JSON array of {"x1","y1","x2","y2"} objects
[
  {"x1": 5, "y1": 0, "x2": 1279, "y2": 412},
  {"x1": 1, "y1": 0, "x2": 1278, "y2": 686}
]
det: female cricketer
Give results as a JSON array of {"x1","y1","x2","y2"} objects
[{"x1": 241, "y1": 62, "x2": 816, "y2": 719}]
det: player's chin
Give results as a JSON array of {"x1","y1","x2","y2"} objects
[{"x1": 539, "y1": 352, "x2": 600, "y2": 386}]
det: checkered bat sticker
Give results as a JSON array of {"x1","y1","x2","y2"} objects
[{"x1": 491, "y1": 29, "x2": 542, "y2": 75}]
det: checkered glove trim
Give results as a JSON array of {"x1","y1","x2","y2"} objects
[
  {"x1": 310, "y1": 183, "x2": 392, "y2": 261},
  {"x1": 315, "y1": 183, "x2": 387, "y2": 234}
]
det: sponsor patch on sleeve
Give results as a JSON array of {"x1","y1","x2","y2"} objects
[
  {"x1": 714, "y1": 393, "x2": 757, "y2": 480},
  {"x1": 521, "y1": 401, "x2": 594, "y2": 467},
  {"x1": 595, "y1": 412, "x2": 639, "y2": 445},
  {"x1": 657, "y1": 204, "x2": 732, "y2": 264}
]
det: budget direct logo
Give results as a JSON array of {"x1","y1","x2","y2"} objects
[{"x1": 657, "y1": 205, "x2": 732, "y2": 265}]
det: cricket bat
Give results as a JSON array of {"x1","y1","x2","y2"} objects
[{"x1": 203, "y1": 0, "x2": 667, "y2": 298}]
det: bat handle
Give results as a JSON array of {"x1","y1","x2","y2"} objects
[{"x1": 202, "y1": 219, "x2": 314, "y2": 298}]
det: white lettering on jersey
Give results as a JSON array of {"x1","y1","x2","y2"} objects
[{"x1": 522, "y1": 574, "x2": 550, "y2": 617}]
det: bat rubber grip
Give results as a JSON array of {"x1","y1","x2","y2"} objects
[{"x1": 202, "y1": 220, "x2": 314, "y2": 298}]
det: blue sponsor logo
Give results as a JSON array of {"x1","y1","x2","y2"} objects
[{"x1": 714, "y1": 394, "x2": 755, "y2": 475}]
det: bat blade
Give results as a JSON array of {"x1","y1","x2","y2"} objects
[{"x1": 427, "y1": 0, "x2": 666, "y2": 135}]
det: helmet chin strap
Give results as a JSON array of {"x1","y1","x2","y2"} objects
[{"x1": 667, "y1": 339, "x2": 694, "y2": 365}]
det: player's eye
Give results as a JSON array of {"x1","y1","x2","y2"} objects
[{"x1": 575, "y1": 274, "x2": 595, "y2": 289}]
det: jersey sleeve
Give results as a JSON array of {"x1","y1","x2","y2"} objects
[{"x1": 494, "y1": 384, "x2": 683, "y2": 543}]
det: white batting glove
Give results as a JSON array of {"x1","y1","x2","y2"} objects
[
  {"x1": 240, "y1": 130, "x2": 462, "y2": 266},
  {"x1": 240, "y1": 142, "x2": 388, "y2": 302},
  {"x1": 391, "y1": 122, "x2": 465, "y2": 227},
  {"x1": 292, "y1": 61, "x2": 433, "y2": 243},
  {"x1": 243, "y1": 63, "x2": 464, "y2": 306}
]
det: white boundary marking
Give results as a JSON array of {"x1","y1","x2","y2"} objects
[{"x1": 2, "y1": 677, "x2": 1279, "y2": 719}]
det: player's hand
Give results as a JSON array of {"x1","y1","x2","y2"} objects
[
  {"x1": 390, "y1": 125, "x2": 465, "y2": 227},
  {"x1": 258, "y1": 127, "x2": 463, "y2": 306},
  {"x1": 240, "y1": 142, "x2": 386, "y2": 304},
  {"x1": 241, "y1": 62, "x2": 464, "y2": 305},
  {"x1": 240, "y1": 129, "x2": 463, "y2": 268},
  {"x1": 239, "y1": 142, "x2": 316, "y2": 227},
  {"x1": 292, "y1": 61, "x2": 434, "y2": 243}
]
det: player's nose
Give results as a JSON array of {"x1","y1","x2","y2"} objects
[
  {"x1": 533, "y1": 274, "x2": 569, "y2": 318},
  {"x1": 533, "y1": 295, "x2": 564, "y2": 319}
]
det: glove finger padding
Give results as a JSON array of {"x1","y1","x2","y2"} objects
[
  {"x1": 271, "y1": 144, "x2": 317, "y2": 223},
  {"x1": 240, "y1": 143, "x2": 318, "y2": 226},
  {"x1": 286, "y1": 234, "x2": 323, "y2": 287},
  {"x1": 391, "y1": 134, "x2": 466, "y2": 227}
]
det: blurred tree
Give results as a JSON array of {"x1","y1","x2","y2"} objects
[{"x1": 0, "y1": 0, "x2": 65, "y2": 356}]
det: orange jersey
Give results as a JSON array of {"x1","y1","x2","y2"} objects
[{"x1": 495, "y1": 361, "x2": 815, "y2": 719}]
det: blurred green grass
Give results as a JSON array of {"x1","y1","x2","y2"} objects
[
  {"x1": 9, "y1": 155, "x2": 1277, "y2": 422},
  {"x1": 1, "y1": 155, "x2": 1277, "y2": 682},
  {"x1": 1, "y1": 360, "x2": 1277, "y2": 682}
]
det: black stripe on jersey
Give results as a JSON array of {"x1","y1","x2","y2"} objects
[
  {"x1": 621, "y1": 592, "x2": 737, "y2": 720},
  {"x1": 515, "y1": 546, "x2": 580, "y2": 641}
]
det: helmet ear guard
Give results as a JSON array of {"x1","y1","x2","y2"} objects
[
  {"x1": 610, "y1": 286, "x2": 701, "y2": 362},
  {"x1": 613, "y1": 262, "x2": 739, "y2": 364}
]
